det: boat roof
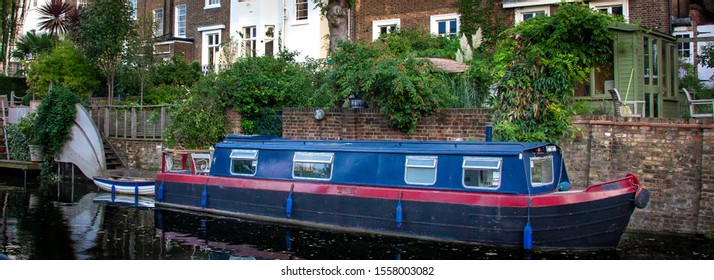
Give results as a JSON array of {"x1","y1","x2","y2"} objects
[{"x1": 217, "y1": 135, "x2": 552, "y2": 156}]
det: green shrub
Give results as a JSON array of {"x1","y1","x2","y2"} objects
[
  {"x1": 320, "y1": 41, "x2": 451, "y2": 133},
  {"x1": 5, "y1": 124, "x2": 30, "y2": 161},
  {"x1": 163, "y1": 93, "x2": 226, "y2": 149}
]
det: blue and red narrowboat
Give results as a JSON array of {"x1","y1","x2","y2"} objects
[{"x1": 155, "y1": 135, "x2": 649, "y2": 250}]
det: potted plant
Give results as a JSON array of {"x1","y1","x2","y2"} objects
[{"x1": 17, "y1": 112, "x2": 43, "y2": 162}]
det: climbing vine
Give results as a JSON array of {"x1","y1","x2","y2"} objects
[{"x1": 33, "y1": 86, "x2": 80, "y2": 181}]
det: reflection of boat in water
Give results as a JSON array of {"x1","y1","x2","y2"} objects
[
  {"x1": 93, "y1": 170, "x2": 155, "y2": 196},
  {"x1": 156, "y1": 209, "x2": 299, "y2": 260},
  {"x1": 93, "y1": 193, "x2": 155, "y2": 209}
]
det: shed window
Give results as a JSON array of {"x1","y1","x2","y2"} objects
[
  {"x1": 405, "y1": 156, "x2": 437, "y2": 185},
  {"x1": 530, "y1": 155, "x2": 554, "y2": 187},
  {"x1": 293, "y1": 152, "x2": 333, "y2": 180},
  {"x1": 230, "y1": 149, "x2": 258, "y2": 175},
  {"x1": 463, "y1": 157, "x2": 501, "y2": 188}
]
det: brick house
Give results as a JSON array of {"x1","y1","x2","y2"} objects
[{"x1": 136, "y1": 0, "x2": 231, "y2": 73}]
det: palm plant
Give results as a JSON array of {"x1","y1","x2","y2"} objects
[
  {"x1": 12, "y1": 32, "x2": 55, "y2": 60},
  {"x1": 38, "y1": 0, "x2": 75, "y2": 37}
]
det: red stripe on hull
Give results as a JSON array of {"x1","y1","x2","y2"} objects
[{"x1": 156, "y1": 173, "x2": 637, "y2": 208}]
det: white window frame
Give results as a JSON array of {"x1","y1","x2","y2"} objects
[
  {"x1": 462, "y1": 157, "x2": 502, "y2": 189},
  {"x1": 229, "y1": 149, "x2": 258, "y2": 176},
  {"x1": 372, "y1": 18, "x2": 400, "y2": 41},
  {"x1": 202, "y1": 30, "x2": 221, "y2": 72},
  {"x1": 292, "y1": 152, "x2": 334, "y2": 181},
  {"x1": 515, "y1": 6, "x2": 549, "y2": 24},
  {"x1": 175, "y1": 5, "x2": 187, "y2": 38},
  {"x1": 153, "y1": 9, "x2": 164, "y2": 37},
  {"x1": 590, "y1": 1, "x2": 628, "y2": 21},
  {"x1": 205, "y1": 0, "x2": 221, "y2": 9},
  {"x1": 242, "y1": 26, "x2": 257, "y2": 58},
  {"x1": 530, "y1": 155, "x2": 554, "y2": 187},
  {"x1": 295, "y1": 0, "x2": 309, "y2": 22},
  {"x1": 430, "y1": 14, "x2": 460, "y2": 37},
  {"x1": 404, "y1": 156, "x2": 438, "y2": 186},
  {"x1": 674, "y1": 31, "x2": 693, "y2": 64}
]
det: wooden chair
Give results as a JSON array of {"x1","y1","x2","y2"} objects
[
  {"x1": 608, "y1": 88, "x2": 645, "y2": 117},
  {"x1": 682, "y1": 88, "x2": 714, "y2": 118}
]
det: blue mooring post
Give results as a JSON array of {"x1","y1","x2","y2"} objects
[{"x1": 485, "y1": 122, "x2": 493, "y2": 142}]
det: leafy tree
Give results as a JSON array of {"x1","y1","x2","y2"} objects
[
  {"x1": 700, "y1": 43, "x2": 714, "y2": 83},
  {"x1": 26, "y1": 40, "x2": 99, "y2": 99},
  {"x1": 12, "y1": 32, "x2": 55, "y2": 61},
  {"x1": 125, "y1": 14, "x2": 157, "y2": 105},
  {"x1": 38, "y1": 0, "x2": 75, "y2": 37},
  {"x1": 77, "y1": 0, "x2": 133, "y2": 105},
  {"x1": 492, "y1": 3, "x2": 617, "y2": 142},
  {"x1": 319, "y1": 41, "x2": 451, "y2": 133}
]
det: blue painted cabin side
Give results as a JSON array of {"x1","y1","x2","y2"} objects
[{"x1": 209, "y1": 136, "x2": 570, "y2": 195}]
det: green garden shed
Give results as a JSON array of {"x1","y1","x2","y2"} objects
[{"x1": 575, "y1": 23, "x2": 681, "y2": 118}]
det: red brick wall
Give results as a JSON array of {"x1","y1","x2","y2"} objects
[
  {"x1": 630, "y1": 0, "x2": 671, "y2": 33},
  {"x1": 565, "y1": 116, "x2": 714, "y2": 234},
  {"x1": 354, "y1": 0, "x2": 460, "y2": 40},
  {"x1": 282, "y1": 108, "x2": 492, "y2": 141}
]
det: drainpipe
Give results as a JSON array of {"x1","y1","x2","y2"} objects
[{"x1": 283, "y1": 0, "x2": 288, "y2": 51}]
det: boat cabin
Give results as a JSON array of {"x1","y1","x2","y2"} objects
[{"x1": 204, "y1": 136, "x2": 570, "y2": 195}]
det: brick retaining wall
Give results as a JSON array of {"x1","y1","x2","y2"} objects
[{"x1": 282, "y1": 108, "x2": 492, "y2": 141}]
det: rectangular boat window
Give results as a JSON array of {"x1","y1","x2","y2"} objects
[
  {"x1": 293, "y1": 152, "x2": 334, "y2": 180},
  {"x1": 230, "y1": 149, "x2": 258, "y2": 176},
  {"x1": 404, "y1": 156, "x2": 437, "y2": 185},
  {"x1": 530, "y1": 155, "x2": 554, "y2": 187},
  {"x1": 462, "y1": 157, "x2": 501, "y2": 188}
]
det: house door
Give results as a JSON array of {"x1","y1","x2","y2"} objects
[{"x1": 643, "y1": 36, "x2": 662, "y2": 117}]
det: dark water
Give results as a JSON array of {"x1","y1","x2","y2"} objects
[{"x1": 2, "y1": 169, "x2": 714, "y2": 260}]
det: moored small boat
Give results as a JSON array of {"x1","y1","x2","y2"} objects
[
  {"x1": 154, "y1": 135, "x2": 650, "y2": 250},
  {"x1": 93, "y1": 176, "x2": 155, "y2": 195}
]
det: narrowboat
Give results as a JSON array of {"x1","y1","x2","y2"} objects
[{"x1": 154, "y1": 135, "x2": 649, "y2": 250}]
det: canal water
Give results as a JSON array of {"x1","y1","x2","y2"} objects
[{"x1": 2, "y1": 169, "x2": 714, "y2": 260}]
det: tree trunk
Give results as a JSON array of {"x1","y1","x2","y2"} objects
[
  {"x1": 107, "y1": 76, "x2": 114, "y2": 105},
  {"x1": 326, "y1": 0, "x2": 351, "y2": 54}
]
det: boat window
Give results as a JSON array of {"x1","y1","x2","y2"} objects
[
  {"x1": 404, "y1": 156, "x2": 437, "y2": 185},
  {"x1": 530, "y1": 155, "x2": 554, "y2": 187},
  {"x1": 230, "y1": 149, "x2": 258, "y2": 176},
  {"x1": 462, "y1": 157, "x2": 501, "y2": 188},
  {"x1": 293, "y1": 152, "x2": 334, "y2": 180}
]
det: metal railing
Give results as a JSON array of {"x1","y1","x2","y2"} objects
[{"x1": 88, "y1": 105, "x2": 170, "y2": 140}]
